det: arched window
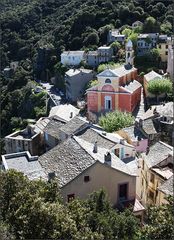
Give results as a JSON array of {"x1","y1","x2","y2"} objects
[{"x1": 105, "y1": 78, "x2": 111, "y2": 84}]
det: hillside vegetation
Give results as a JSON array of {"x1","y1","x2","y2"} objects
[{"x1": 0, "y1": 0, "x2": 173, "y2": 144}]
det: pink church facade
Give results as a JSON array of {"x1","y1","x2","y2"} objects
[{"x1": 87, "y1": 65, "x2": 141, "y2": 115}]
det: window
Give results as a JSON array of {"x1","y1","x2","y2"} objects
[
  {"x1": 84, "y1": 176, "x2": 90, "y2": 182},
  {"x1": 118, "y1": 183, "x2": 128, "y2": 201},
  {"x1": 166, "y1": 45, "x2": 168, "y2": 49},
  {"x1": 150, "y1": 173, "x2": 155, "y2": 183},
  {"x1": 166, "y1": 51, "x2": 168, "y2": 55},
  {"x1": 159, "y1": 44, "x2": 161, "y2": 49},
  {"x1": 142, "y1": 160, "x2": 144, "y2": 170},
  {"x1": 105, "y1": 78, "x2": 111, "y2": 84},
  {"x1": 115, "y1": 148, "x2": 120, "y2": 157},
  {"x1": 105, "y1": 96, "x2": 112, "y2": 110},
  {"x1": 149, "y1": 190, "x2": 154, "y2": 200},
  {"x1": 67, "y1": 194, "x2": 75, "y2": 202}
]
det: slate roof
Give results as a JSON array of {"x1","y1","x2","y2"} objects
[
  {"x1": 97, "y1": 65, "x2": 137, "y2": 78},
  {"x1": 144, "y1": 70, "x2": 162, "y2": 82},
  {"x1": 158, "y1": 176, "x2": 173, "y2": 196},
  {"x1": 142, "y1": 119, "x2": 157, "y2": 135},
  {"x1": 122, "y1": 125, "x2": 147, "y2": 141},
  {"x1": 75, "y1": 127, "x2": 116, "y2": 149},
  {"x1": 38, "y1": 137, "x2": 96, "y2": 187},
  {"x1": 39, "y1": 136, "x2": 136, "y2": 187},
  {"x1": 59, "y1": 116, "x2": 89, "y2": 135},
  {"x1": 144, "y1": 141, "x2": 173, "y2": 168},
  {"x1": 49, "y1": 104, "x2": 80, "y2": 121},
  {"x1": 121, "y1": 80, "x2": 141, "y2": 93},
  {"x1": 75, "y1": 137, "x2": 136, "y2": 176},
  {"x1": 2, "y1": 152, "x2": 47, "y2": 180},
  {"x1": 142, "y1": 102, "x2": 173, "y2": 120},
  {"x1": 44, "y1": 116, "x2": 66, "y2": 139}
]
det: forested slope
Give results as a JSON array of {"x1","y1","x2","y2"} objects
[{"x1": 0, "y1": 0, "x2": 173, "y2": 147}]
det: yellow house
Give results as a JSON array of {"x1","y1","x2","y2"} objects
[
  {"x1": 157, "y1": 35, "x2": 171, "y2": 62},
  {"x1": 143, "y1": 70, "x2": 162, "y2": 97},
  {"x1": 137, "y1": 141, "x2": 173, "y2": 207}
]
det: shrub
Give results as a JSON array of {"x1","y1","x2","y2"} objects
[
  {"x1": 99, "y1": 111, "x2": 135, "y2": 132},
  {"x1": 147, "y1": 78, "x2": 172, "y2": 95}
]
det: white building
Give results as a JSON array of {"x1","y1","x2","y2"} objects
[{"x1": 61, "y1": 51, "x2": 86, "y2": 66}]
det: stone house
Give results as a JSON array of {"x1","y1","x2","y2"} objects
[
  {"x1": 5, "y1": 125, "x2": 43, "y2": 156},
  {"x1": 65, "y1": 68, "x2": 95, "y2": 102},
  {"x1": 137, "y1": 33, "x2": 159, "y2": 56},
  {"x1": 43, "y1": 116, "x2": 67, "y2": 150},
  {"x1": 43, "y1": 116, "x2": 89, "y2": 150},
  {"x1": 107, "y1": 29, "x2": 126, "y2": 44},
  {"x1": 86, "y1": 46, "x2": 113, "y2": 67},
  {"x1": 61, "y1": 51, "x2": 85, "y2": 66},
  {"x1": 142, "y1": 102, "x2": 174, "y2": 145}
]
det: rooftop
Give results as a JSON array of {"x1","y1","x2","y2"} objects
[
  {"x1": 142, "y1": 102, "x2": 173, "y2": 120},
  {"x1": 151, "y1": 166, "x2": 173, "y2": 180},
  {"x1": 62, "y1": 51, "x2": 85, "y2": 55},
  {"x1": 144, "y1": 70, "x2": 162, "y2": 82},
  {"x1": 5, "y1": 126, "x2": 39, "y2": 140},
  {"x1": 98, "y1": 46, "x2": 111, "y2": 50},
  {"x1": 144, "y1": 141, "x2": 173, "y2": 168},
  {"x1": 120, "y1": 125, "x2": 147, "y2": 142},
  {"x1": 75, "y1": 127, "x2": 116, "y2": 149},
  {"x1": 44, "y1": 116, "x2": 66, "y2": 139},
  {"x1": 49, "y1": 104, "x2": 80, "y2": 122},
  {"x1": 65, "y1": 68, "x2": 93, "y2": 77},
  {"x1": 158, "y1": 175, "x2": 173, "y2": 196},
  {"x1": 141, "y1": 119, "x2": 157, "y2": 135},
  {"x1": 34, "y1": 117, "x2": 50, "y2": 133},
  {"x1": 121, "y1": 80, "x2": 141, "y2": 93},
  {"x1": 59, "y1": 116, "x2": 89, "y2": 135},
  {"x1": 97, "y1": 65, "x2": 137, "y2": 78},
  {"x1": 39, "y1": 136, "x2": 136, "y2": 187},
  {"x1": 2, "y1": 152, "x2": 46, "y2": 180}
]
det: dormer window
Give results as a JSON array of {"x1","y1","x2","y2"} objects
[{"x1": 105, "y1": 78, "x2": 111, "y2": 84}]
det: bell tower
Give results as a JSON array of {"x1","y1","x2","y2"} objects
[{"x1": 125, "y1": 39, "x2": 134, "y2": 66}]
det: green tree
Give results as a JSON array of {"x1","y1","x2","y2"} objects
[
  {"x1": 99, "y1": 111, "x2": 135, "y2": 132},
  {"x1": 140, "y1": 196, "x2": 174, "y2": 240},
  {"x1": 147, "y1": 78, "x2": 172, "y2": 101},
  {"x1": 143, "y1": 17, "x2": 160, "y2": 33},
  {"x1": 84, "y1": 32, "x2": 99, "y2": 46}
]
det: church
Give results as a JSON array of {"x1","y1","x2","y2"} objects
[{"x1": 86, "y1": 40, "x2": 142, "y2": 115}]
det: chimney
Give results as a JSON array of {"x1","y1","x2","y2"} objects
[
  {"x1": 93, "y1": 141, "x2": 98, "y2": 153},
  {"x1": 120, "y1": 139, "x2": 125, "y2": 145},
  {"x1": 104, "y1": 152, "x2": 111, "y2": 163},
  {"x1": 70, "y1": 112, "x2": 73, "y2": 118},
  {"x1": 48, "y1": 172, "x2": 56, "y2": 182}
]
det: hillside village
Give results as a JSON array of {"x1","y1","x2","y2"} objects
[{"x1": 0, "y1": 1, "x2": 174, "y2": 238}]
